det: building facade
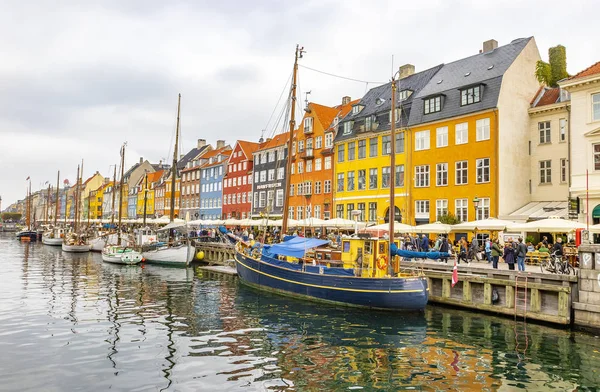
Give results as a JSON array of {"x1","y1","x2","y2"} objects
[
  {"x1": 135, "y1": 170, "x2": 163, "y2": 218},
  {"x1": 199, "y1": 145, "x2": 232, "y2": 220},
  {"x1": 223, "y1": 140, "x2": 260, "y2": 219},
  {"x1": 251, "y1": 133, "x2": 289, "y2": 218},
  {"x1": 180, "y1": 139, "x2": 212, "y2": 220}
]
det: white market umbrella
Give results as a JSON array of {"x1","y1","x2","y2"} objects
[
  {"x1": 324, "y1": 218, "x2": 366, "y2": 229},
  {"x1": 589, "y1": 224, "x2": 600, "y2": 233},
  {"x1": 295, "y1": 217, "x2": 327, "y2": 227},
  {"x1": 412, "y1": 221, "x2": 452, "y2": 234},
  {"x1": 507, "y1": 217, "x2": 586, "y2": 233},
  {"x1": 452, "y1": 218, "x2": 515, "y2": 231},
  {"x1": 367, "y1": 222, "x2": 415, "y2": 233}
]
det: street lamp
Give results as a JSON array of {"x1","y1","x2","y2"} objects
[{"x1": 472, "y1": 196, "x2": 480, "y2": 246}]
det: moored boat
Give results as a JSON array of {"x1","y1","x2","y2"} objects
[
  {"x1": 102, "y1": 245, "x2": 142, "y2": 264},
  {"x1": 62, "y1": 164, "x2": 91, "y2": 253},
  {"x1": 42, "y1": 227, "x2": 65, "y2": 246}
]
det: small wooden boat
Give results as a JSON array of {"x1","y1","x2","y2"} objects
[{"x1": 102, "y1": 245, "x2": 143, "y2": 265}]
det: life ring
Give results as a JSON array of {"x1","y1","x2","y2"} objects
[{"x1": 377, "y1": 255, "x2": 388, "y2": 271}]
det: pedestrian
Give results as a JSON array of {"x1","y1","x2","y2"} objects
[
  {"x1": 516, "y1": 237, "x2": 527, "y2": 272},
  {"x1": 471, "y1": 236, "x2": 480, "y2": 261},
  {"x1": 504, "y1": 239, "x2": 516, "y2": 270},
  {"x1": 421, "y1": 234, "x2": 429, "y2": 252},
  {"x1": 491, "y1": 238, "x2": 502, "y2": 269},
  {"x1": 542, "y1": 236, "x2": 549, "y2": 247},
  {"x1": 439, "y1": 236, "x2": 449, "y2": 263},
  {"x1": 485, "y1": 238, "x2": 492, "y2": 263},
  {"x1": 458, "y1": 238, "x2": 468, "y2": 264}
]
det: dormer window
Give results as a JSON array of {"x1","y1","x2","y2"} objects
[
  {"x1": 342, "y1": 121, "x2": 353, "y2": 135},
  {"x1": 389, "y1": 108, "x2": 401, "y2": 123},
  {"x1": 398, "y1": 90, "x2": 412, "y2": 101},
  {"x1": 461, "y1": 85, "x2": 481, "y2": 106},
  {"x1": 424, "y1": 96, "x2": 442, "y2": 114},
  {"x1": 365, "y1": 115, "x2": 375, "y2": 131},
  {"x1": 352, "y1": 105, "x2": 362, "y2": 115},
  {"x1": 304, "y1": 117, "x2": 313, "y2": 133}
]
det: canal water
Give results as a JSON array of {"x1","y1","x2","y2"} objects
[{"x1": 1, "y1": 233, "x2": 599, "y2": 391}]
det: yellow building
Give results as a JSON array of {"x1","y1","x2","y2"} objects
[
  {"x1": 136, "y1": 170, "x2": 164, "y2": 217},
  {"x1": 334, "y1": 65, "x2": 443, "y2": 224},
  {"x1": 89, "y1": 182, "x2": 112, "y2": 219}
]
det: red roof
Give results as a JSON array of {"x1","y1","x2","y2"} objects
[
  {"x1": 532, "y1": 87, "x2": 560, "y2": 107},
  {"x1": 568, "y1": 61, "x2": 600, "y2": 81},
  {"x1": 257, "y1": 132, "x2": 290, "y2": 151},
  {"x1": 146, "y1": 170, "x2": 164, "y2": 184},
  {"x1": 200, "y1": 147, "x2": 232, "y2": 168},
  {"x1": 236, "y1": 140, "x2": 261, "y2": 159}
]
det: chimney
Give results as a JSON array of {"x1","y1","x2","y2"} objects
[
  {"x1": 342, "y1": 96, "x2": 351, "y2": 105},
  {"x1": 216, "y1": 139, "x2": 225, "y2": 149},
  {"x1": 139, "y1": 157, "x2": 143, "y2": 164},
  {"x1": 197, "y1": 139, "x2": 206, "y2": 148},
  {"x1": 399, "y1": 64, "x2": 415, "y2": 79},
  {"x1": 482, "y1": 39, "x2": 498, "y2": 53}
]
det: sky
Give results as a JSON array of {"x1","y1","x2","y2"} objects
[{"x1": 1, "y1": 0, "x2": 598, "y2": 208}]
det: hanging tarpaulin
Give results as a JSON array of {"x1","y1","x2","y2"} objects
[{"x1": 592, "y1": 204, "x2": 600, "y2": 218}]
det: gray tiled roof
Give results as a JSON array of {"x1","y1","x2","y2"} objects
[
  {"x1": 177, "y1": 144, "x2": 210, "y2": 171},
  {"x1": 335, "y1": 64, "x2": 443, "y2": 142},
  {"x1": 409, "y1": 37, "x2": 532, "y2": 126}
]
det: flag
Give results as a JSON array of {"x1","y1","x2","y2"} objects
[
  {"x1": 451, "y1": 258, "x2": 459, "y2": 288},
  {"x1": 26, "y1": 176, "x2": 30, "y2": 181}
]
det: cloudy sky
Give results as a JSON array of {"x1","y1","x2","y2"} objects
[{"x1": 1, "y1": 0, "x2": 598, "y2": 207}]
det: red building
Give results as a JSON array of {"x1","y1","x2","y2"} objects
[{"x1": 222, "y1": 140, "x2": 260, "y2": 219}]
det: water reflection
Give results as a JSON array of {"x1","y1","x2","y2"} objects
[{"x1": 0, "y1": 234, "x2": 599, "y2": 391}]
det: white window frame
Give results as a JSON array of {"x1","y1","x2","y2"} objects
[
  {"x1": 476, "y1": 158, "x2": 490, "y2": 184},
  {"x1": 275, "y1": 189, "x2": 284, "y2": 207},
  {"x1": 415, "y1": 130, "x2": 430, "y2": 151},
  {"x1": 539, "y1": 121, "x2": 551, "y2": 144},
  {"x1": 324, "y1": 156, "x2": 332, "y2": 170},
  {"x1": 304, "y1": 117, "x2": 313, "y2": 133},
  {"x1": 455, "y1": 198, "x2": 468, "y2": 222},
  {"x1": 593, "y1": 93, "x2": 600, "y2": 122},
  {"x1": 424, "y1": 96, "x2": 441, "y2": 114},
  {"x1": 315, "y1": 136, "x2": 322, "y2": 149},
  {"x1": 315, "y1": 158, "x2": 322, "y2": 171},
  {"x1": 415, "y1": 200, "x2": 430, "y2": 218},
  {"x1": 415, "y1": 165, "x2": 430, "y2": 188},
  {"x1": 325, "y1": 133, "x2": 333, "y2": 148},
  {"x1": 559, "y1": 118, "x2": 567, "y2": 142},
  {"x1": 455, "y1": 160, "x2": 468, "y2": 185},
  {"x1": 436, "y1": 163, "x2": 448, "y2": 186},
  {"x1": 560, "y1": 158, "x2": 567, "y2": 183},
  {"x1": 436, "y1": 126, "x2": 448, "y2": 148},
  {"x1": 540, "y1": 160, "x2": 552, "y2": 184},
  {"x1": 476, "y1": 118, "x2": 490, "y2": 141},
  {"x1": 455, "y1": 122, "x2": 468, "y2": 145},
  {"x1": 476, "y1": 198, "x2": 490, "y2": 220},
  {"x1": 435, "y1": 199, "x2": 448, "y2": 220}
]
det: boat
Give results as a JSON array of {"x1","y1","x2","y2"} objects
[
  {"x1": 42, "y1": 171, "x2": 65, "y2": 246},
  {"x1": 16, "y1": 178, "x2": 38, "y2": 241},
  {"x1": 62, "y1": 163, "x2": 91, "y2": 253},
  {"x1": 101, "y1": 143, "x2": 142, "y2": 265},
  {"x1": 234, "y1": 46, "x2": 448, "y2": 311},
  {"x1": 141, "y1": 94, "x2": 194, "y2": 267}
]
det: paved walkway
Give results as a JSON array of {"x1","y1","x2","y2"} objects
[{"x1": 400, "y1": 256, "x2": 546, "y2": 273}]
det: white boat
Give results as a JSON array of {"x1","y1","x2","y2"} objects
[
  {"x1": 62, "y1": 242, "x2": 92, "y2": 252},
  {"x1": 102, "y1": 245, "x2": 143, "y2": 265},
  {"x1": 90, "y1": 233, "x2": 131, "y2": 252},
  {"x1": 142, "y1": 243, "x2": 194, "y2": 266},
  {"x1": 42, "y1": 227, "x2": 66, "y2": 246}
]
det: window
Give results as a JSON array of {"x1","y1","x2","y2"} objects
[
  {"x1": 337, "y1": 173, "x2": 344, "y2": 192},
  {"x1": 259, "y1": 191, "x2": 266, "y2": 208},
  {"x1": 365, "y1": 115, "x2": 374, "y2": 131},
  {"x1": 304, "y1": 181, "x2": 312, "y2": 195},
  {"x1": 275, "y1": 189, "x2": 284, "y2": 207},
  {"x1": 325, "y1": 133, "x2": 333, "y2": 148},
  {"x1": 288, "y1": 207, "x2": 294, "y2": 220},
  {"x1": 369, "y1": 168, "x2": 378, "y2": 189},
  {"x1": 461, "y1": 85, "x2": 481, "y2": 106},
  {"x1": 560, "y1": 158, "x2": 567, "y2": 183},
  {"x1": 292, "y1": 142, "x2": 296, "y2": 156},
  {"x1": 358, "y1": 139, "x2": 366, "y2": 159},
  {"x1": 315, "y1": 158, "x2": 322, "y2": 171},
  {"x1": 277, "y1": 167, "x2": 284, "y2": 180},
  {"x1": 436, "y1": 199, "x2": 448, "y2": 220},
  {"x1": 382, "y1": 135, "x2": 391, "y2": 155},
  {"x1": 297, "y1": 206, "x2": 303, "y2": 220},
  {"x1": 539, "y1": 121, "x2": 551, "y2": 144},
  {"x1": 316, "y1": 136, "x2": 322, "y2": 149},
  {"x1": 369, "y1": 137, "x2": 378, "y2": 157},
  {"x1": 352, "y1": 105, "x2": 360, "y2": 114},
  {"x1": 476, "y1": 198, "x2": 490, "y2": 220},
  {"x1": 336, "y1": 204, "x2": 343, "y2": 218},
  {"x1": 343, "y1": 121, "x2": 353, "y2": 135},
  {"x1": 436, "y1": 163, "x2": 448, "y2": 186},
  {"x1": 424, "y1": 96, "x2": 442, "y2": 114},
  {"x1": 297, "y1": 182, "x2": 304, "y2": 196},
  {"x1": 324, "y1": 157, "x2": 331, "y2": 170},
  {"x1": 268, "y1": 169, "x2": 275, "y2": 181},
  {"x1": 396, "y1": 132, "x2": 405, "y2": 153},
  {"x1": 291, "y1": 163, "x2": 294, "y2": 174},
  {"x1": 337, "y1": 144, "x2": 345, "y2": 162},
  {"x1": 298, "y1": 161, "x2": 303, "y2": 174},
  {"x1": 389, "y1": 108, "x2": 401, "y2": 123},
  {"x1": 415, "y1": 165, "x2": 430, "y2": 187},
  {"x1": 358, "y1": 169, "x2": 366, "y2": 190},
  {"x1": 298, "y1": 140, "x2": 304, "y2": 152},
  {"x1": 415, "y1": 130, "x2": 430, "y2": 151},
  {"x1": 415, "y1": 200, "x2": 430, "y2": 217},
  {"x1": 594, "y1": 93, "x2": 600, "y2": 121},
  {"x1": 348, "y1": 142, "x2": 356, "y2": 160},
  {"x1": 455, "y1": 122, "x2": 468, "y2": 145},
  {"x1": 559, "y1": 118, "x2": 567, "y2": 142},
  {"x1": 476, "y1": 118, "x2": 490, "y2": 141},
  {"x1": 290, "y1": 184, "x2": 294, "y2": 196},
  {"x1": 260, "y1": 171, "x2": 266, "y2": 182},
  {"x1": 595, "y1": 144, "x2": 600, "y2": 171},
  {"x1": 398, "y1": 90, "x2": 411, "y2": 101},
  {"x1": 346, "y1": 203, "x2": 354, "y2": 220},
  {"x1": 314, "y1": 205, "x2": 321, "y2": 219},
  {"x1": 304, "y1": 117, "x2": 313, "y2": 133},
  {"x1": 395, "y1": 165, "x2": 404, "y2": 187},
  {"x1": 539, "y1": 160, "x2": 552, "y2": 184},
  {"x1": 306, "y1": 160, "x2": 312, "y2": 173},
  {"x1": 368, "y1": 202, "x2": 377, "y2": 222},
  {"x1": 357, "y1": 203, "x2": 366, "y2": 221},
  {"x1": 436, "y1": 126, "x2": 448, "y2": 148},
  {"x1": 324, "y1": 180, "x2": 331, "y2": 194},
  {"x1": 456, "y1": 161, "x2": 468, "y2": 185},
  {"x1": 476, "y1": 158, "x2": 490, "y2": 183},
  {"x1": 315, "y1": 181, "x2": 322, "y2": 194},
  {"x1": 269, "y1": 151, "x2": 276, "y2": 162},
  {"x1": 382, "y1": 167, "x2": 390, "y2": 188},
  {"x1": 306, "y1": 138, "x2": 313, "y2": 150},
  {"x1": 455, "y1": 198, "x2": 468, "y2": 222},
  {"x1": 347, "y1": 171, "x2": 355, "y2": 191}
]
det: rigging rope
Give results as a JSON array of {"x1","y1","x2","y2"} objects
[{"x1": 299, "y1": 64, "x2": 386, "y2": 85}]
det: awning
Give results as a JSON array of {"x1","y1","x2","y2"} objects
[
  {"x1": 264, "y1": 237, "x2": 330, "y2": 258},
  {"x1": 502, "y1": 201, "x2": 567, "y2": 222},
  {"x1": 593, "y1": 204, "x2": 600, "y2": 218}
]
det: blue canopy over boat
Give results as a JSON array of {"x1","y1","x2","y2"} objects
[
  {"x1": 264, "y1": 236, "x2": 330, "y2": 258},
  {"x1": 390, "y1": 243, "x2": 451, "y2": 260}
]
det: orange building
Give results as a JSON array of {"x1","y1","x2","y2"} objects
[{"x1": 288, "y1": 97, "x2": 358, "y2": 221}]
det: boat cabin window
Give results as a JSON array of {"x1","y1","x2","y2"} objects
[
  {"x1": 342, "y1": 241, "x2": 350, "y2": 253},
  {"x1": 364, "y1": 241, "x2": 372, "y2": 255},
  {"x1": 379, "y1": 242, "x2": 385, "y2": 254}
]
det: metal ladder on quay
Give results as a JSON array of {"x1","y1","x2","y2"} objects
[{"x1": 514, "y1": 274, "x2": 530, "y2": 366}]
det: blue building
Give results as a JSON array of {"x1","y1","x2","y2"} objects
[{"x1": 199, "y1": 145, "x2": 231, "y2": 220}]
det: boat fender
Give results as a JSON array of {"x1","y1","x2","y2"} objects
[{"x1": 377, "y1": 255, "x2": 388, "y2": 271}]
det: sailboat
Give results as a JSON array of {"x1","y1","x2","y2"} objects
[
  {"x1": 90, "y1": 165, "x2": 123, "y2": 251},
  {"x1": 102, "y1": 143, "x2": 142, "y2": 265},
  {"x1": 234, "y1": 46, "x2": 448, "y2": 311},
  {"x1": 16, "y1": 178, "x2": 38, "y2": 241},
  {"x1": 62, "y1": 164, "x2": 91, "y2": 252},
  {"x1": 142, "y1": 94, "x2": 195, "y2": 266},
  {"x1": 42, "y1": 171, "x2": 66, "y2": 246}
]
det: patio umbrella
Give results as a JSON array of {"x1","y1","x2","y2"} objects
[
  {"x1": 452, "y1": 218, "x2": 515, "y2": 231},
  {"x1": 366, "y1": 222, "x2": 415, "y2": 233},
  {"x1": 412, "y1": 221, "x2": 452, "y2": 234},
  {"x1": 507, "y1": 217, "x2": 586, "y2": 233}
]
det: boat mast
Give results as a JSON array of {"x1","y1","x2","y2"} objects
[
  {"x1": 79, "y1": 159, "x2": 84, "y2": 230},
  {"x1": 170, "y1": 93, "x2": 181, "y2": 223},
  {"x1": 117, "y1": 144, "x2": 126, "y2": 245},
  {"x1": 26, "y1": 180, "x2": 31, "y2": 230},
  {"x1": 282, "y1": 45, "x2": 304, "y2": 236},
  {"x1": 388, "y1": 74, "x2": 397, "y2": 276},
  {"x1": 45, "y1": 183, "x2": 51, "y2": 224},
  {"x1": 74, "y1": 165, "x2": 80, "y2": 234},
  {"x1": 54, "y1": 171, "x2": 60, "y2": 227},
  {"x1": 110, "y1": 165, "x2": 117, "y2": 227},
  {"x1": 143, "y1": 172, "x2": 148, "y2": 226}
]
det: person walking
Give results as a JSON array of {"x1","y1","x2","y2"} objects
[
  {"x1": 439, "y1": 236, "x2": 449, "y2": 263},
  {"x1": 457, "y1": 238, "x2": 468, "y2": 264},
  {"x1": 485, "y1": 238, "x2": 492, "y2": 263},
  {"x1": 471, "y1": 236, "x2": 480, "y2": 262},
  {"x1": 504, "y1": 239, "x2": 516, "y2": 270},
  {"x1": 516, "y1": 237, "x2": 527, "y2": 271},
  {"x1": 421, "y1": 234, "x2": 429, "y2": 252},
  {"x1": 491, "y1": 238, "x2": 502, "y2": 269}
]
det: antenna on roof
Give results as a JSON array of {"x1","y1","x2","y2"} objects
[
  {"x1": 259, "y1": 129, "x2": 265, "y2": 143},
  {"x1": 304, "y1": 91, "x2": 311, "y2": 111}
]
